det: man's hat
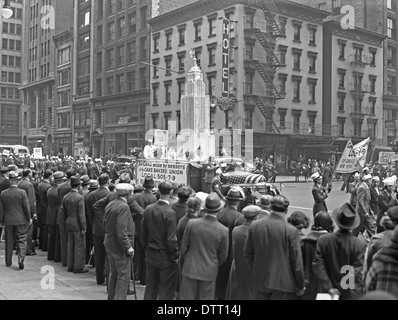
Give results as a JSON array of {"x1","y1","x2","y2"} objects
[
  {"x1": 116, "y1": 183, "x2": 134, "y2": 196},
  {"x1": 53, "y1": 171, "x2": 65, "y2": 181},
  {"x1": 70, "y1": 176, "x2": 81, "y2": 188},
  {"x1": 134, "y1": 184, "x2": 144, "y2": 193},
  {"x1": 226, "y1": 187, "x2": 245, "y2": 201},
  {"x1": 143, "y1": 176, "x2": 155, "y2": 188},
  {"x1": 271, "y1": 195, "x2": 290, "y2": 213},
  {"x1": 261, "y1": 195, "x2": 272, "y2": 207},
  {"x1": 332, "y1": 203, "x2": 360, "y2": 230},
  {"x1": 363, "y1": 174, "x2": 373, "y2": 181},
  {"x1": 8, "y1": 171, "x2": 20, "y2": 181},
  {"x1": 311, "y1": 172, "x2": 321, "y2": 181},
  {"x1": 80, "y1": 175, "x2": 90, "y2": 186},
  {"x1": 0, "y1": 167, "x2": 9, "y2": 173},
  {"x1": 88, "y1": 180, "x2": 100, "y2": 190},
  {"x1": 242, "y1": 205, "x2": 260, "y2": 218},
  {"x1": 204, "y1": 193, "x2": 225, "y2": 213},
  {"x1": 8, "y1": 164, "x2": 18, "y2": 172}
]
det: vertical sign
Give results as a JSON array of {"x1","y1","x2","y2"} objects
[{"x1": 222, "y1": 19, "x2": 230, "y2": 98}]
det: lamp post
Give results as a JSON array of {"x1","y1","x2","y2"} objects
[{"x1": 1, "y1": 0, "x2": 13, "y2": 19}]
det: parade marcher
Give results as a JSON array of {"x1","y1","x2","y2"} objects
[
  {"x1": 0, "y1": 171, "x2": 31, "y2": 270},
  {"x1": 59, "y1": 176, "x2": 88, "y2": 274},
  {"x1": 311, "y1": 172, "x2": 328, "y2": 218},
  {"x1": 134, "y1": 176, "x2": 157, "y2": 210},
  {"x1": 349, "y1": 172, "x2": 361, "y2": 209},
  {"x1": 226, "y1": 205, "x2": 260, "y2": 300},
  {"x1": 301, "y1": 211, "x2": 334, "y2": 300},
  {"x1": 178, "y1": 193, "x2": 228, "y2": 300},
  {"x1": 288, "y1": 211, "x2": 311, "y2": 240},
  {"x1": 369, "y1": 176, "x2": 380, "y2": 221},
  {"x1": 244, "y1": 195, "x2": 305, "y2": 300},
  {"x1": 365, "y1": 225, "x2": 398, "y2": 297},
  {"x1": 313, "y1": 203, "x2": 366, "y2": 300},
  {"x1": 46, "y1": 172, "x2": 65, "y2": 262},
  {"x1": 103, "y1": 183, "x2": 135, "y2": 300},
  {"x1": 143, "y1": 139, "x2": 155, "y2": 160},
  {"x1": 109, "y1": 161, "x2": 119, "y2": 183},
  {"x1": 58, "y1": 168, "x2": 76, "y2": 267},
  {"x1": 18, "y1": 169, "x2": 37, "y2": 256},
  {"x1": 171, "y1": 186, "x2": 191, "y2": 224},
  {"x1": 86, "y1": 174, "x2": 111, "y2": 285},
  {"x1": 354, "y1": 174, "x2": 377, "y2": 237},
  {"x1": 216, "y1": 187, "x2": 245, "y2": 300},
  {"x1": 141, "y1": 181, "x2": 179, "y2": 300},
  {"x1": 211, "y1": 168, "x2": 226, "y2": 202},
  {"x1": 322, "y1": 162, "x2": 333, "y2": 192},
  {"x1": 37, "y1": 170, "x2": 53, "y2": 252},
  {"x1": 80, "y1": 175, "x2": 90, "y2": 197},
  {"x1": 377, "y1": 176, "x2": 397, "y2": 233}
]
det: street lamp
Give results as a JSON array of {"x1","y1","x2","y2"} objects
[{"x1": 1, "y1": 0, "x2": 13, "y2": 19}]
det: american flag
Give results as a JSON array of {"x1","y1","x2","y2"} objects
[{"x1": 221, "y1": 172, "x2": 266, "y2": 185}]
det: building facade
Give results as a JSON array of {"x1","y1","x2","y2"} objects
[
  {"x1": 0, "y1": 0, "x2": 23, "y2": 145},
  {"x1": 21, "y1": 0, "x2": 74, "y2": 154},
  {"x1": 148, "y1": 0, "x2": 329, "y2": 174}
]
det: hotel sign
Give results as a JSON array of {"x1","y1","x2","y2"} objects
[{"x1": 222, "y1": 19, "x2": 230, "y2": 98}]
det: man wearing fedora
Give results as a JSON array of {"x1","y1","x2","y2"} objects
[
  {"x1": 59, "y1": 176, "x2": 88, "y2": 273},
  {"x1": 46, "y1": 171, "x2": 65, "y2": 261},
  {"x1": 311, "y1": 172, "x2": 328, "y2": 218},
  {"x1": 0, "y1": 166, "x2": 10, "y2": 193},
  {"x1": 84, "y1": 180, "x2": 99, "y2": 265},
  {"x1": 179, "y1": 193, "x2": 229, "y2": 300},
  {"x1": 135, "y1": 176, "x2": 157, "y2": 210},
  {"x1": 313, "y1": 203, "x2": 366, "y2": 300},
  {"x1": 141, "y1": 180, "x2": 178, "y2": 300},
  {"x1": 377, "y1": 176, "x2": 397, "y2": 233},
  {"x1": 87, "y1": 174, "x2": 112, "y2": 285},
  {"x1": 216, "y1": 187, "x2": 245, "y2": 300},
  {"x1": 226, "y1": 205, "x2": 260, "y2": 300},
  {"x1": 244, "y1": 195, "x2": 305, "y2": 300},
  {"x1": 80, "y1": 175, "x2": 91, "y2": 197},
  {"x1": 103, "y1": 183, "x2": 135, "y2": 300},
  {"x1": 0, "y1": 171, "x2": 31, "y2": 269},
  {"x1": 37, "y1": 170, "x2": 53, "y2": 252},
  {"x1": 354, "y1": 174, "x2": 377, "y2": 237},
  {"x1": 18, "y1": 169, "x2": 37, "y2": 256}
]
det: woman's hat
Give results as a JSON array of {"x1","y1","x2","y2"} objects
[
  {"x1": 332, "y1": 203, "x2": 360, "y2": 230},
  {"x1": 205, "y1": 193, "x2": 225, "y2": 213},
  {"x1": 311, "y1": 172, "x2": 321, "y2": 181}
]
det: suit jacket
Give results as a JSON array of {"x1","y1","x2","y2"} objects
[
  {"x1": 59, "y1": 190, "x2": 86, "y2": 232},
  {"x1": 349, "y1": 181, "x2": 360, "y2": 207},
  {"x1": 356, "y1": 182, "x2": 372, "y2": 217},
  {"x1": 140, "y1": 200, "x2": 178, "y2": 262},
  {"x1": 244, "y1": 212, "x2": 305, "y2": 294},
  {"x1": 0, "y1": 176, "x2": 10, "y2": 193},
  {"x1": 180, "y1": 215, "x2": 228, "y2": 282},
  {"x1": 57, "y1": 181, "x2": 72, "y2": 224},
  {"x1": 378, "y1": 190, "x2": 397, "y2": 224},
  {"x1": 88, "y1": 165, "x2": 100, "y2": 180},
  {"x1": 134, "y1": 190, "x2": 157, "y2": 209},
  {"x1": 369, "y1": 185, "x2": 380, "y2": 218},
  {"x1": 18, "y1": 178, "x2": 37, "y2": 215},
  {"x1": 0, "y1": 186, "x2": 31, "y2": 225},
  {"x1": 313, "y1": 230, "x2": 366, "y2": 300},
  {"x1": 103, "y1": 198, "x2": 135, "y2": 256},
  {"x1": 86, "y1": 187, "x2": 111, "y2": 236},
  {"x1": 171, "y1": 201, "x2": 187, "y2": 224},
  {"x1": 47, "y1": 185, "x2": 61, "y2": 225},
  {"x1": 38, "y1": 179, "x2": 51, "y2": 224}
]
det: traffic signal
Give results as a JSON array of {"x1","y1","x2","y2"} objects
[{"x1": 392, "y1": 140, "x2": 398, "y2": 154}]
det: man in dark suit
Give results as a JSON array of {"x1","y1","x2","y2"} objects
[
  {"x1": 216, "y1": 187, "x2": 245, "y2": 300},
  {"x1": 0, "y1": 171, "x2": 31, "y2": 269},
  {"x1": 59, "y1": 176, "x2": 88, "y2": 273},
  {"x1": 58, "y1": 168, "x2": 76, "y2": 267},
  {"x1": 179, "y1": 193, "x2": 229, "y2": 300},
  {"x1": 377, "y1": 177, "x2": 397, "y2": 233},
  {"x1": 0, "y1": 166, "x2": 10, "y2": 193},
  {"x1": 103, "y1": 183, "x2": 135, "y2": 300},
  {"x1": 47, "y1": 172, "x2": 65, "y2": 262},
  {"x1": 135, "y1": 176, "x2": 157, "y2": 209},
  {"x1": 37, "y1": 170, "x2": 53, "y2": 252},
  {"x1": 369, "y1": 176, "x2": 380, "y2": 224},
  {"x1": 88, "y1": 159, "x2": 101, "y2": 180},
  {"x1": 313, "y1": 203, "x2": 366, "y2": 300},
  {"x1": 18, "y1": 169, "x2": 37, "y2": 256},
  {"x1": 86, "y1": 174, "x2": 111, "y2": 285},
  {"x1": 141, "y1": 181, "x2": 178, "y2": 300},
  {"x1": 354, "y1": 174, "x2": 377, "y2": 237},
  {"x1": 244, "y1": 195, "x2": 305, "y2": 300}
]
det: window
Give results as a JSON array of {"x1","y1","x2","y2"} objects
[
  {"x1": 245, "y1": 14, "x2": 254, "y2": 29},
  {"x1": 369, "y1": 76, "x2": 376, "y2": 93},
  {"x1": 208, "y1": 17, "x2": 217, "y2": 37},
  {"x1": 80, "y1": 9, "x2": 90, "y2": 28},
  {"x1": 178, "y1": 54, "x2": 185, "y2": 73},
  {"x1": 117, "y1": 46, "x2": 124, "y2": 66},
  {"x1": 293, "y1": 112, "x2": 301, "y2": 133},
  {"x1": 153, "y1": 35, "x2": 159, "y2": 53},
  {"x1": 338, "y1": 69, "x2": 346, "y2": 88},
  {"x1": 58, "y1": 47, "x2": 71, "y2": 65},
  {"x1": 117, "y1": 18, "x2": 125, "y2": 38},
  {"x1": 178, "y1": 27, "x2": 185, "y2": 46},
  {"x1": 165, "y1": 56, "x2": 172, "y2": 76},
  {"x1": 338, "y1": 41, "x2": 346, "y2": 60},
  {"x1": 369, "y1": 98, "x2": 376, "y2": 115},
  {"x1": 338, "y1": 93, "x2": 346, "y2": 111},
  {"x1": 318, "y1": 2, "x2": 327, "y2": 10},
  {"x1": 165, "y1": 31, "x2": 172, "y2": 50},
  {"x1": 116, "y1": 74, "x2": 124, "y2": 93},
  {"x1": 140, "y1": 37, "x2": 147, "y2": 59},
  {"x1": 388, "y1": 18, "x2": 395, "y2": 38},
  {"x1": 309, "y1": 114, "x2": 316, "y2": 134},
  {"x1": 207, "y1": 74, "x2": 216, "y2": 97},
  {"x1": 293, "y1": 78, "x2": 301, "y2": 101},
  {"x1": 152, "y1": 59, "x2": 159, "y2": 78},
  {"x1": 332, "y1": 0, "x2": 341, "y2": 15},
  {"x1": 194, "y1": 22, "x2": 202, "y2": 41},
  {"x1": 165, "y1": 82, "x2": 171, "y2": 104},
  {"x1": 58, "y1": 69, "x2": 70, "y2": 86},
  {"x1": 107, "y1": 76, "x2": 114, "y2": 95},
  {"x1": 139, "y1": 67, "x2": 147, "y2": 89},
  {"x1": 370, "y1": 49, "x2": 377, "y2": 67},
  {"x1": 309, "y1": 54, "x2": 317, "y2": 73},
  {"x1": 279, "y1": 74, "x2": 287, "y2": 94},
  {"x1": 152, "y1": 85, "x2": 159, "y2": 105},
  {"x1": 293, "y1": 23, "x2": 301, "y2": 42},
  {"x1": 127, "y1": 71, "x2": 135, "y2": 91},
  {"x1": 78, "y1": 57, "x2": 90, "y2": 76},
  {"x1": 208, "y1": 47, "x2": 216, "y2": 66},
  {"x1": 107, "y1": 22, "x2": 115, "y2": 41},
  {"x1": 388, "y1": 46, "x2": 396, "y2": 68},
  {"x1": 107, "y1": 48, "x2": 114, "y2": 69},
  {"x1": 80, "y1": 33, "x2": 90, "y2": 51},
  {"x1": 308, "y1": 81, "x2": 317, "y2": 103},
  {"x1": 152, "y1": 114, "x2": 159, "y2": 129},
  {"x1": 309, "y1": 28, "x2": 316, "y2": 45},
  {"x1": 177, "y1": 80, "x2": 185, "y2": 102},
  {"x1": 279, "y1": 109, "x2": 287, "y2": 128},
  {"x1": 140, "y1": 6, "x2": 147, "y2": 30},
  {"x1": 97, "y1": 52, "x2": 103, "y2": 72},
  {"x1": 293, "y1": 52, "x2": 301, "y2": 71},
  {"x1": 127, "y1": 41, "x2": 136, "y2": 64},
  {"x1": 279, "y1": 17, "x2": 287, "y2": 36},
  {"x1": 129, "y1": 12, "x2": 136, "y2": 34},
  {"x1": 59, "y1": 91, "x2": 70, "y2": 107},
  {"x1": 97, "y1": 25, "x2": 103, "y2": 46},
  {"x1": 245, "y1": 109, "x2": 253, "y2": 129},
  {"x1": 97, "y1": 78, "x2": 102, "y2": 96},
  {"x1": 338, "y1": 118, "x2": 345, "y2": 136}
]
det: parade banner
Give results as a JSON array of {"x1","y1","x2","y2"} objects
[
  {"x1": 2, "y1": 149, "x2": 9, "y2": 156},
  {"x1": 154, "y1": 130, "x2": 169, "y2": 147},
  {"x1": 335, "y1": 138, "x2": 370, "y2": 173},
  {"x1": 33, "y1": 148, "x2": 43, "y2": 159},
  {"x1": 136, "y1": 160, "x2": 189, "y2": 186},
  {"x1": 378, "y1": 151, "x2": 398, "y2": 165}
]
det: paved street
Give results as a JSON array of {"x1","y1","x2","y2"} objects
[{"x1": 0, "y1": 178, "x2": 349, "y2": 300}]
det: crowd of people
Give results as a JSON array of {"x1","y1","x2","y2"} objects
[{"x1": 0, "y1": 150, "x2": 397, "y2": 300}]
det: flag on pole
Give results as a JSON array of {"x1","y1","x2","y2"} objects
[{"x1": 335, "y1": 138, "x2": 370, "y2": 174}]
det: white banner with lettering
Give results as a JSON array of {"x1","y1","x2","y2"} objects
[
  {"x1": 335, "y1": 138, "x2": 370, "y2": 173},
  {"x1": 378, "y1": 152, "x2": 398, "y2": 165},
  {"x1": 136, "y1": 160, "x2": 189, "y2": 186},
  {"x1": 33, "y1": 148, "x2": 43, "y2": 159}
]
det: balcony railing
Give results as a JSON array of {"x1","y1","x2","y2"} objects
[{"x1": 277, "y1": 122, "x2": 339, "y2": 137}]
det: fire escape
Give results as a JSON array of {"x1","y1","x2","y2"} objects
[{"x1": 246, "y1": 0, "x2": 285, "y2": 134}]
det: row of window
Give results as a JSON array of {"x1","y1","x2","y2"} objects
[
  {"x1": 2, "y1": 22, "x2": 22, "y2": 35},
  {"x1": 0, "y1": 87, "x2": 20, "y2": 99},
  {"x1": 1, "y1": 71, "x2": 21, "y2": 83},
  {"x1": 2, "y1": 38, "x2": 22, "y2": 51},
  {"x1": 1, "y1": 54, "x2": 21, "y2": 67},
  {"x1": 95, "y1": 68, "x2": 147, "y2": 96}
]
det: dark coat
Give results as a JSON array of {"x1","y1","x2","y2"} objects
[
  {"x1": 177, "y1": 215, "x2": 195, "y2": 249},
  {"x1": 244, "y1": 212, "x2": 305, "y2": 294},
  {"x1": 226, "y1": 222, "x2": 256, "y2": 300},
  {"x1": 369, "y1": 185, "x2": 380, "y2": 218},
  {"x1": 46, "y1": 185, "x2": 61, "y2": 225},
  {"x1": 18, "y1": 178, "x2": 37, "y2": 215},
  {"x1": 134, "y1": 190, "x2": 157, "y2": 209},
  {"x1": 88, "y1": 165, "x2": 100, "y2": 180},
  {"x1": 312, "y1": 184, "x2": 328, "y2": 217},
  {"x1": 57, "y1": 181, "x2": 72, "y2": 224},
  {"x1": 38, "y1": 180, "x2": 51, "y2": 225},
  {"x1": 0, "y1": 186, "x2": 31, "y2": 225},
  {"x1": 0, "y1": 176, "x2": 10, "y2": 193},
  {"x1": 313, "y1": 229, "x2": 366, "y2": 300},
  {"x1": 140, "y1": 201, "x2": 178, "y2": 262},
  {"x1": 86, "y1": 187, "x2": 111, "y2": 236},
  {"x1": 171, "y1": 201, "x2": 187, "y2": 224},
  {"x1": 59, "y1": 190, "x2": 86, "y2": 232},
  {"x1": 103, "y1": 198, "x2": 135, "y2": 256},
  {"x1": 180, "y1": 215, "x2": 228, "y2": 282},
  {"x1": 356, "y1": 182, "x2": 372, "y2": 217},
  {"x1": 377, "y1": 190, "x2": 397, "y2": 225}
]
